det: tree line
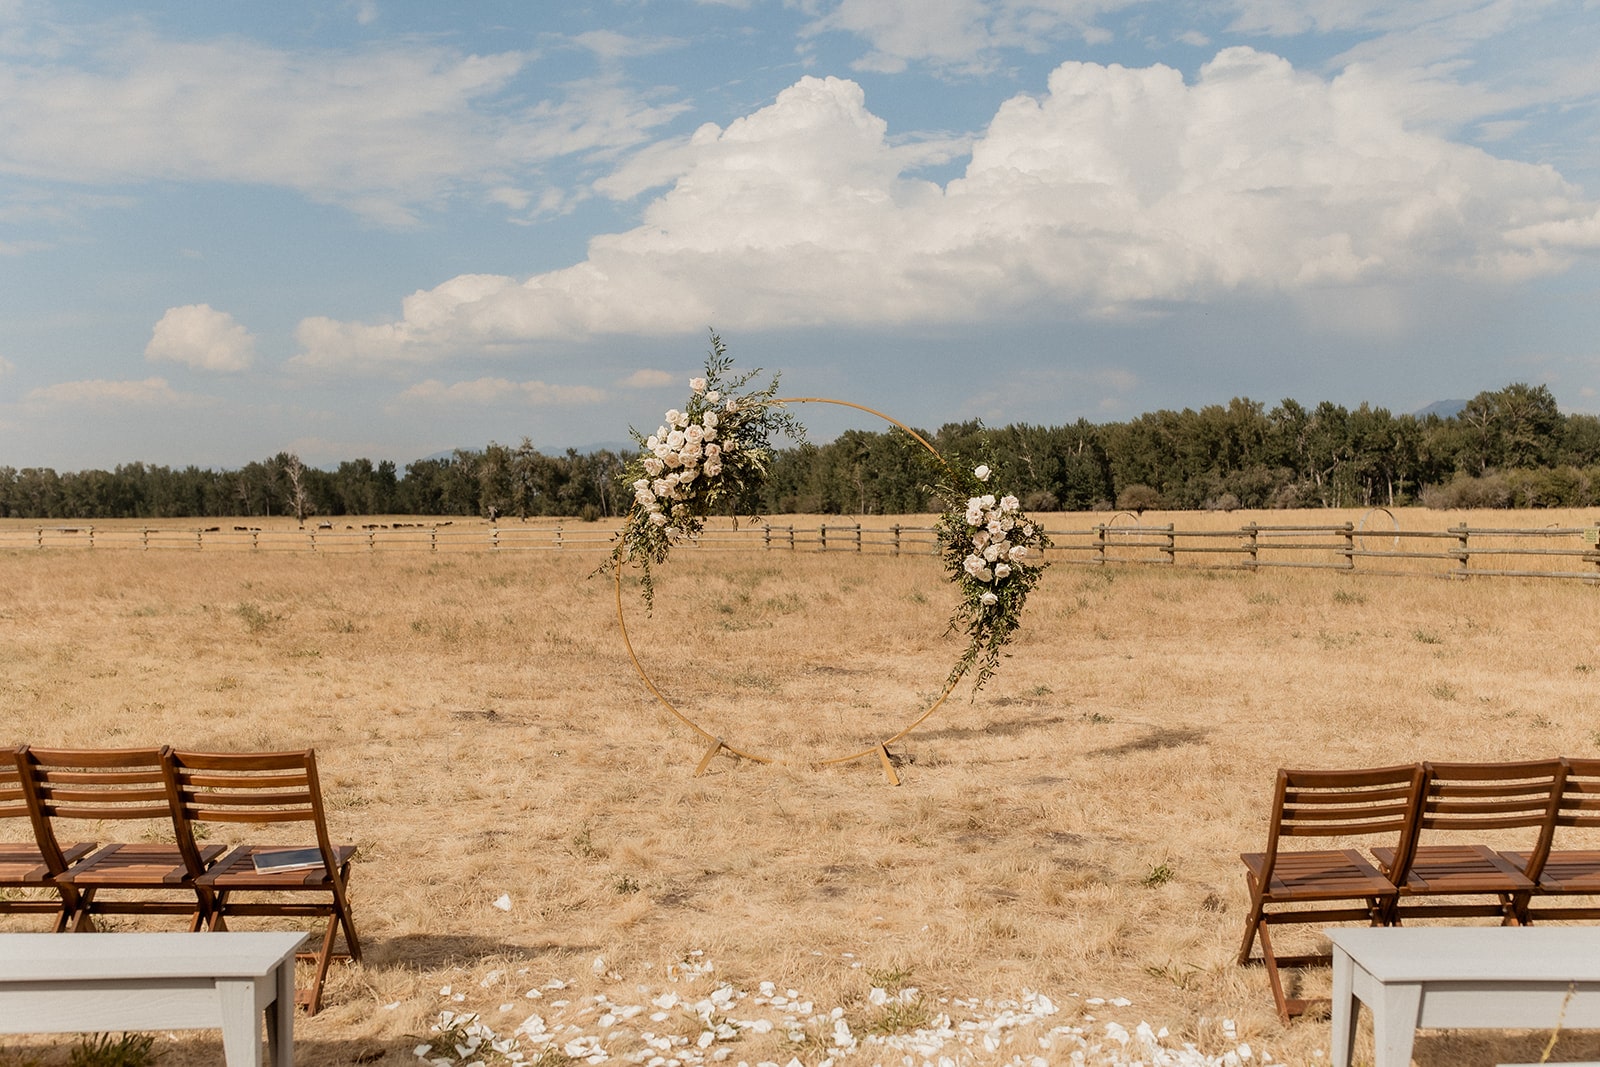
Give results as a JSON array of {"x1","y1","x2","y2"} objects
[{"x1": 3, "y1": 383, "x2": 1598, "y2": 521}]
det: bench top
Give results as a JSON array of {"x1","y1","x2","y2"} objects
[
  {"x1": 0, "y1": 932, "x2": 306, "y2": 982},
  {"x1": 1326, "y1": 927, "x2": 1600, "y2": 983}
]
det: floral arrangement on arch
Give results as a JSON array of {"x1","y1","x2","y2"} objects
[
  {"x1": 606, "y1": 333, "x2": 1049, "y2": 694},
  {"x1": 604, "y1": 333, "x2": 803, "y2": 609},
  {"x1": 934, "y1": 462, "x2": 1052, "y2": 692}
]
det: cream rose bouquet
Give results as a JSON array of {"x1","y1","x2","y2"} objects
[
  {"x1": 605, "y1": 334, "x2": 803, "y2": 609},
  {"x1": 935, "y1": 461, "x2": 1051, "y2": 692}
]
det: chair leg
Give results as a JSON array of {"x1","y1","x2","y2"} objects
[
  {"x1": 298, "y1": 912, "x2": 340, "y2": 1016},
  {"x1": 1257, "y1": 924, "x2": 1294, "y2": 1024}
]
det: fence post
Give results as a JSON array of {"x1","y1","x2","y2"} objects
[
  {"x1": 35, "y1": 527, "x2": 42, "y2": 550},
  {"x1": 891, "y1": 523, "x2": 901, "y2": 557},
  {"x1": 1342, "y1": 522, "x2": 1355, "y2": 570},
  {"x1": 87, "y1": 525, "x2": 95, "y2": 550},
  {"x1": 490, "y1": 527, "x2": 499, "y2": 551},
  {"x1": 1455, "y1": 523, "x2": 1470, "y2": 577},
  {"x1": 763, "y1": 524, "x2": 772, "y2": 550},
  {"x1": 787, "y1": 525, "x2": 795, "y2": 551},
  {"x1": 252, "y1": 529, "x2": 259, "y2": 550},
  {"x1": 820, "y1": 524, "x2": 827, "y2": 552},
  {"x1": 555, "y1": 524, "x2": 563, "y2": 550},
  {"x1": 430, "y1": 526, "x2": 438, "y2": 553},
  {"x1": 196, "y1": 528, "x2": 203, "y2": 550},
  {"x1": 141, "y1": 527, "x2": 149, "y2": 552},
  {"x1": 1163, "y1": 524, "x2": 1175, "y2": 565},
  {"x1": 368, "y1": 527, "x2": 376, "y2": 552},
  {"x1": 1094, "y1": 524, "x2": 1107, "y2": 566},
  {"x1": 853, "y1": 523, "x2": 862, "y2": 552},
  {"x1": 309, "y1": 530, "x2": 316, "y2": 553},
  {"x1": 1243, "y1": 523, "x2": 1258, "y2": 571}
]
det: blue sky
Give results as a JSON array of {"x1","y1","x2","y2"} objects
[{"x1": 2, "y1": 0, "x2": 1597, "y2": 471}]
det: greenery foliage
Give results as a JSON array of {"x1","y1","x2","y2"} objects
[
  {"x1": 67, "y1": 1033, "x2": 156, "y2": 1067},
  {"x1": 4, "y1": 383, "x2": 1599, "y2": 519}
]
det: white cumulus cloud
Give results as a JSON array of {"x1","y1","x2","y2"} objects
[
  {"x1": 291, "y1": 55, "x2": 1600, "y2": 371},
  {"x1": 618, "y1": 368, "x2": 676, "y2": 388},
  {"x1": 145, "y1": 304, "x2": 256, "y2": 372},
  {"x1": 23, "y1": 377, "x2": 193, "y2": 408}
]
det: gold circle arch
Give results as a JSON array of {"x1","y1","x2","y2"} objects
[{"x1": 612, "y1": 397, "x2": 965, "y2": 781}]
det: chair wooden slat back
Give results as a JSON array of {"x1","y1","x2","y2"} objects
[
  {"x1": 1418, "y1": 760, "x2": 1567, "y2": 833},
  {"x1": 1554, "y1": 758, "x2": 1600, "y2": 828},
  {"x1": 1262, "y1": 765, "x2": 1425, "y2": 879},
  {"x1": 16, "y1": 746, "x2": 202, "y2": 872},
  {"x1": 167, "y1": 749, "x2": 330, "y2": 847},
  {"x1": 0, "y1": 755, "x2": 30, "y2": 820}
]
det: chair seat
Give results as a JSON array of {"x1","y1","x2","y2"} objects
[
  {"x1": 0, "y1": 840, "x2": 92, "y2": 885},
  {"x1": 58, "y1": 843, "x2": 225, "y2": 889},
  {"x1": 1374, "y1": 843, "x2": 1536, "y2": 894},
  {"x1": 197, "y1": 844, "x2": 356, "y2": 890},
  {"x1": 1503, "y1": 849, "x2": 1600, "y2": 892},
  {"x1": 1243, "y1": 849, "x2": 1399, "y2": 901}
]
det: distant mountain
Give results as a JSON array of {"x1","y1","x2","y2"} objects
[{"x1": 1414, "y1": 399, "x2": 1468, "y2": 419}]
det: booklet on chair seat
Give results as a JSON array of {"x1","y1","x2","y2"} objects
[{"x1": 251, "y1": 847, "x2": 324, "y2": 873}]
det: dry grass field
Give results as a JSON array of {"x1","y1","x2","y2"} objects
[{"x1": 2, "y1": 508, "x2": 1598, "y2": 1066}]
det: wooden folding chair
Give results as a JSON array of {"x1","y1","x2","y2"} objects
[
  {"x1": 167, "y1": 749, "x2": 360, "y2": 1015},
  {"x1": 1504, "y1": 756, "x2": 1600, "y2": 922},
  {"x1": 2, "y1": 747, "x2": 94, "y2": 930},
  {"x1": 1372, "y1": 758, "x2": 1566, "y2": 924},
  {"x1": 15, "y1": 745, "x2": 221, "y2": 931},
  {"x1": 1238, "y1": 764, "x2": 1424, "y2": 1023}
]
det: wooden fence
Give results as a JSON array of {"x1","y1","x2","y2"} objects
[{"x1": 5, "y1": 519, "x2": 1598, "y2": 581}]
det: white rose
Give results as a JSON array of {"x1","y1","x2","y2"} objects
[
  {"x1": 656, "y1": 424, "x2": 669, "y2": 440},
  {"x1": 679, "y1": 469, "x2": 698, "y2": 485},
  {"x1": 1023, "y1": 524, "x2": 1035, "y2": 538},
  {"x1": 983, "y1": 544, "x2": 1001, "y2": 562},
  {"x1": 972, "y1": 529, "x2": 990, "y2": 548},
  {"x1": 1009, "y1": 545, "x2": 1028, "y2": 561},
  {"x1": 685, "y1": 424, "x2": 705, "y2": 443},
  {"x1": 649, "y1": 512, "x2": 668, "y2": 526},
  {"x1": 987, "y1": 520, "x2": 1005, "y2": 537},
  {"x1": 980, "y1": 591, "x2": 999, "y2": 607},
  {"x1": 981, "y1": 494, "x2": 996, "y2": 508},
  {"x1": 633, "y1": 478, "x2": 650, "y2": 492},
  {"x1": 663, "y1": 452, "x2": 681, "y2": 469},
  {"x1": 974, "y1": 465, "x2": 991, "y2": 481},
  {"x1": 646, "y1": 435, "x2": 659, "y2": 449},
  {"x1": 634, "y1": 490, "x2": 655, "y2": 506},
  {"x1": 705, "y1": 443, "x2": 722, "y2": 459},
  {"x1": 993, "y1": 562, "x2": 1012, "y2": 580},
  {"x1": 724, "y1": 397, "x2": 739, "y2": 412},
  {"x1": 702, "y1": 426, "x2": 716, "y2": 441},
  {"x1": 652, "y1": 478, "x2": 670, "y2": 495},
  {"x1": 963, "y1": 555, "x2": 985, "y2": 576},
  {"x1": 1001, "y1": 495, "x2": 1019, "y2": 513},
  {"x1": 664, "y1": 409, "x2": 681, "y2": 425},
  {"x1": 965, "y1": 508, "x2": 984, "y2": 526},
  {"x1": 642, "y1": 457, "x2": 664, "y2": 476},
  {"x1": 703, "y1": 411, "x2": 719, "y2": 429},
  {"x1": 690, "y1": 377, "x2": 707, "y2": 394},
  {"x1": 977, "y1": 567, "x2": 994, "y2": 583},
  {"x1": 703, "y1": 460, "x2": 722, "y2": 477},
  {"x1": 666, "y1": 430, "x2": 686, "y2": 450},
  {"x1": 679, "y1": 441, "x2": 702, "y2": 461},
  {"x1": 706, "y1": 390, "x2": 720, "y2": 402}
]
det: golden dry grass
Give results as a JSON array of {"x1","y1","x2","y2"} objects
[{"x1": 2, "y1": 508, "x2": 1598, "y2": 1066}]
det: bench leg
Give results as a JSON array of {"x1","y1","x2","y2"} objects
[
  {"x1": 1370, "y1": 980, "x2": 1422, "y2": 1067},
  {"x1": 216, "y1": 978, "x2": 260, "y2": 1067}
]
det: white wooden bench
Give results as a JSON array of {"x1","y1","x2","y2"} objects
[
  {"x1": 1327, "y1": 927, "x2": 1600, "y2": 1067},
  {"x1": 0, "y1": 931, "x2": 305, "y2": 1067}
]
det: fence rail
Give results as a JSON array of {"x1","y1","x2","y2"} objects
[{"x1": 3, "y1": 520, "x2": 1598, "y2": 581}]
